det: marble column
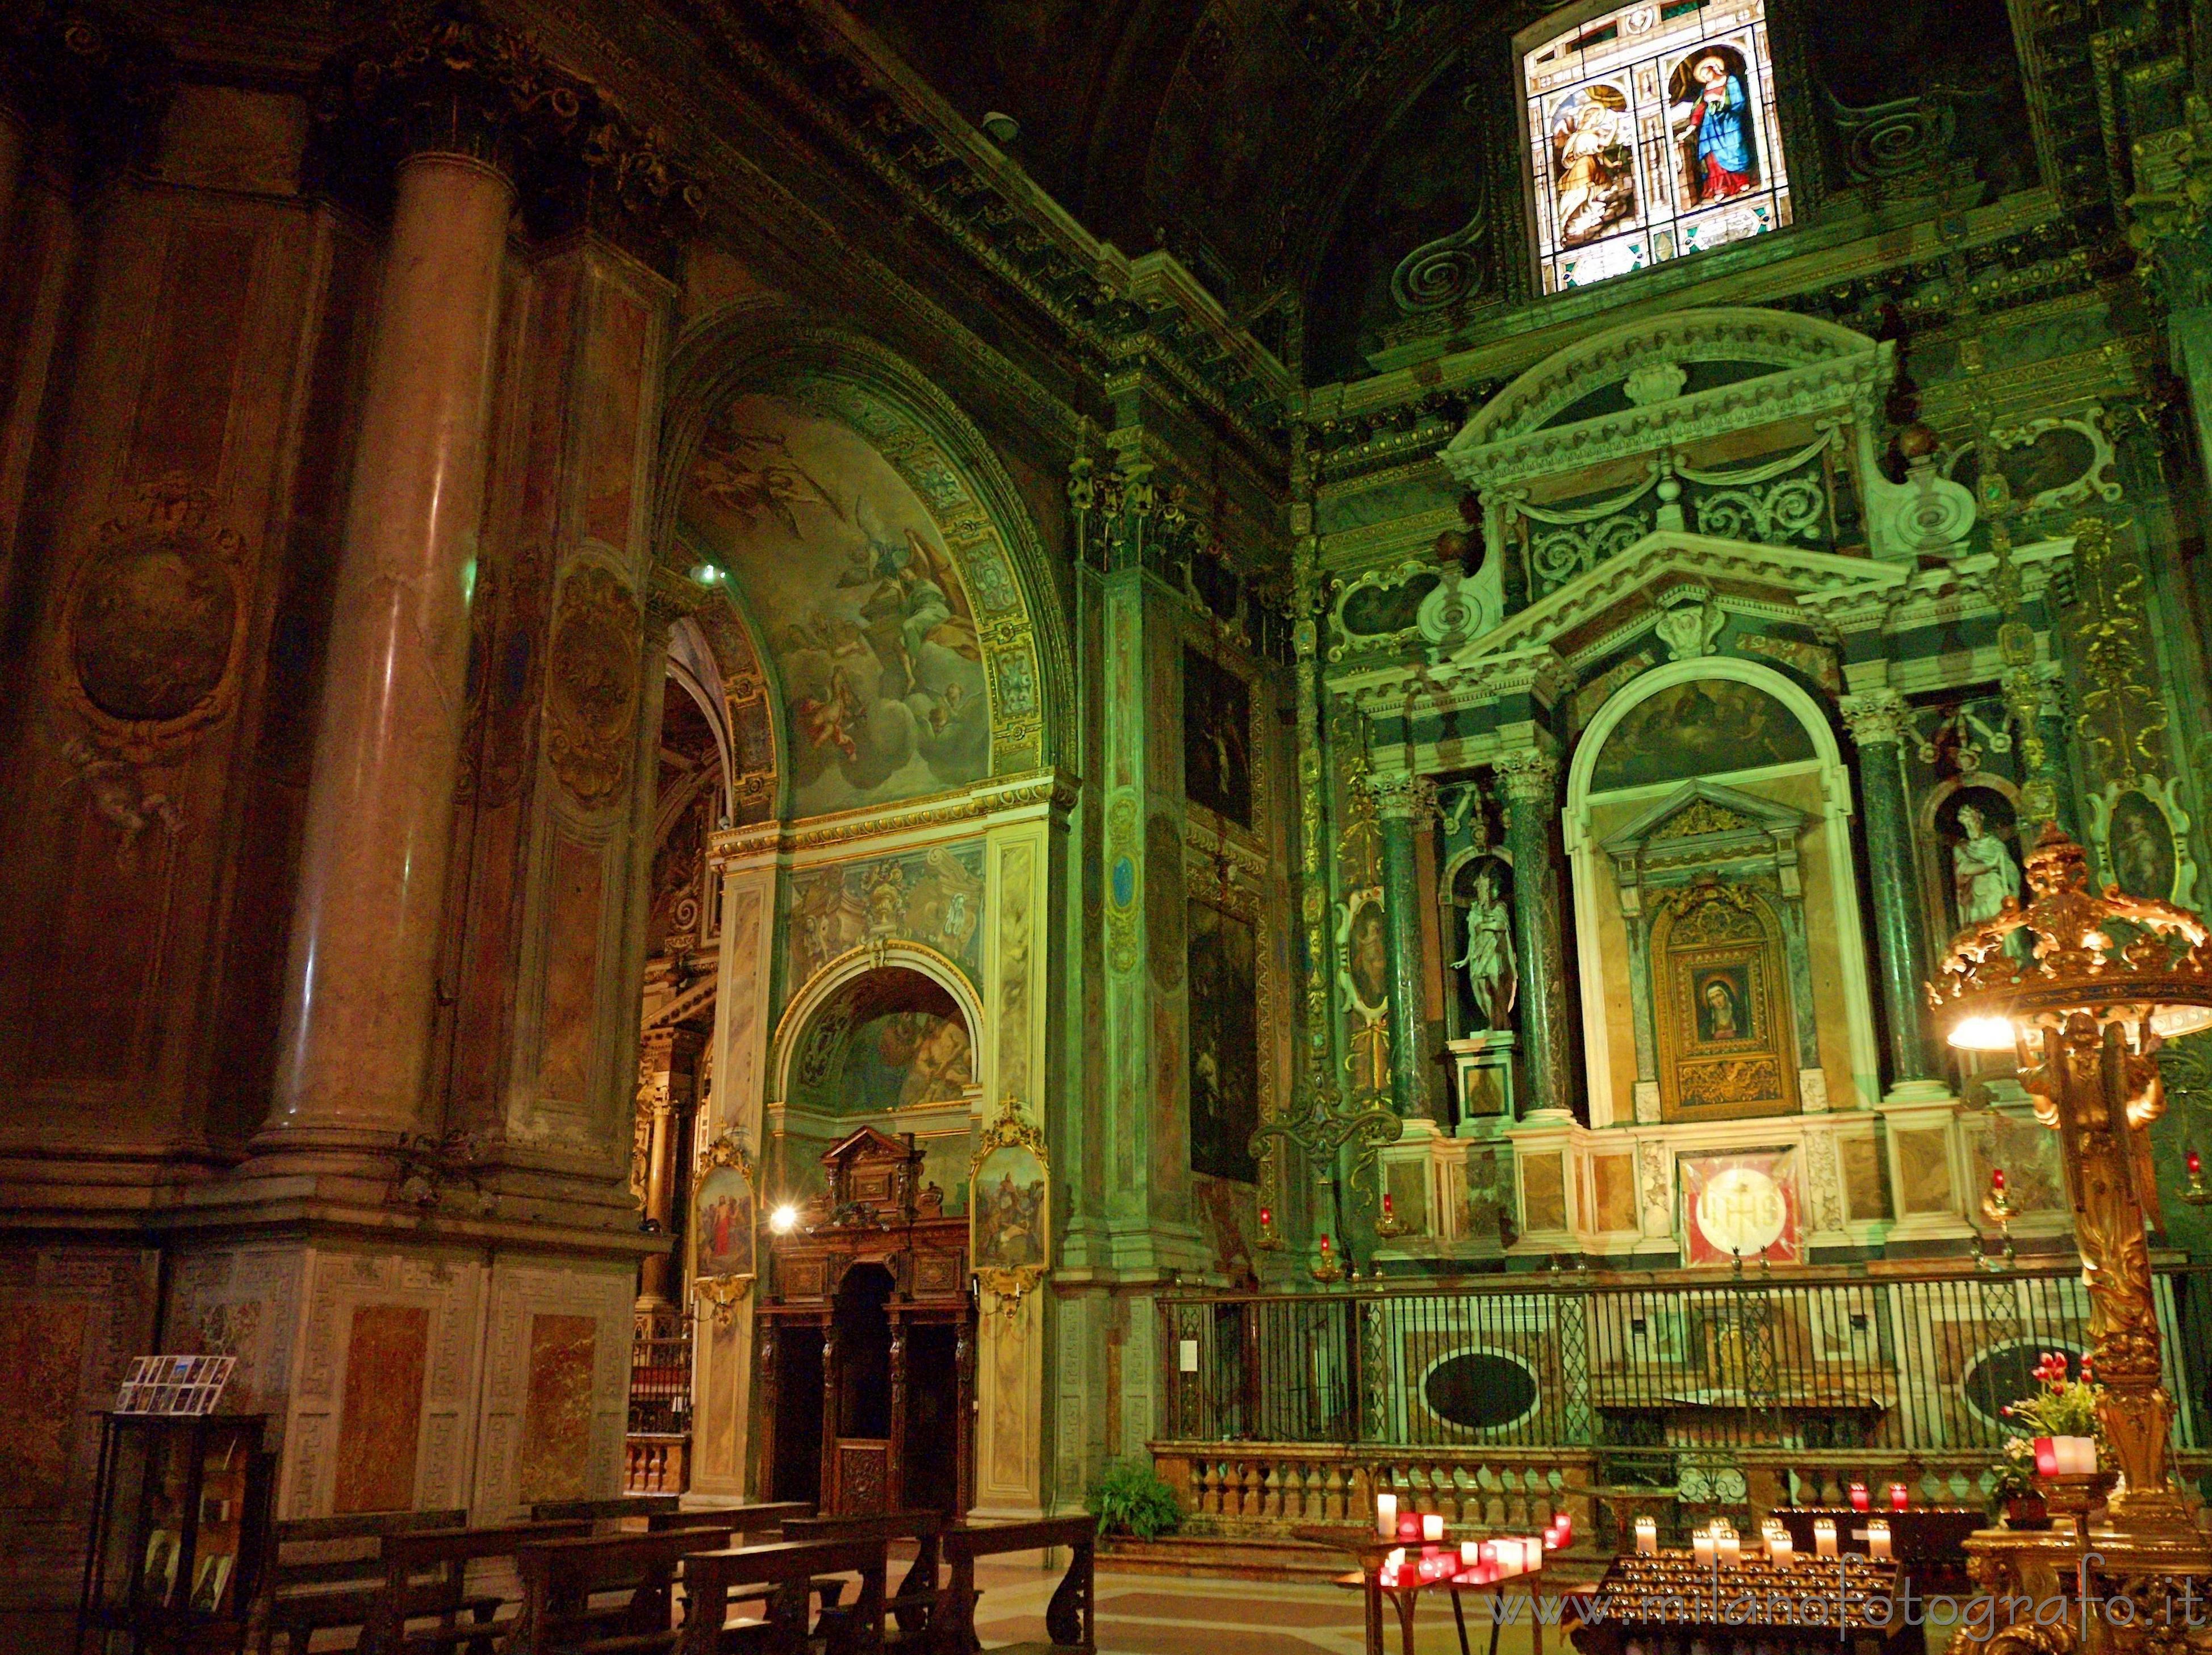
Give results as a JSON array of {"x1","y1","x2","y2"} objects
[
  {"x1": 1496, "y1": 749, "x2": 1571, "y2": 1117},
  {"x1": 635, "y1": 1025, "x2": 703, "y2": 1326},
  {"x1": 1839, "y1": 689, "x2": 1943, "y2": 1091},
  {"x1": 1371, "y1": 771, "x2": 1440, "y2": 1123},
  {"x1": 268, "y1": 149, "x2": 515, "y2": 1139}
]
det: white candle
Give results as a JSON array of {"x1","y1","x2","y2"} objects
[
  {"x1": 1461, "y1": 1540, "x2": 1481, "y2": 1568},
  {"x1": 1694, "y1": 1532, "x2": 1717, "y2": 1566},
  {"x1": 1635, "y1": 1518, "x2": 1658, "y2": 1555},
  {"x1": 1813, "y1": 1519, "x2": 1837, "y2": 1558},
  {"x1": 1867, "y1": 1520, "x2": 1892, "y2": 1561},
  {"x1": 1377, "y1": 1494, "x2": 1397, "y2": 1538},
  {"x1": 1423, "y1": 1513, "x2": 1445, "y2": 1543},
  {"x1": 2062, "y1": 1436, "x2": 2097, "y2": 1475},
  {"x1": 1770, "y1": 1537, "x2": 1793, "y2": 1568},
  {"x1": 1717, "y1": 1532, "x2": 1741, "y2": 1568}
]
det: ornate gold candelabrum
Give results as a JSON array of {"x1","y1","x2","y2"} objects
[{"x1": 1931, "y1": 824, "x2": 2212, "y2": 1555}]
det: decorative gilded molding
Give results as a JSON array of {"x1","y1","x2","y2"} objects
[
  {"x1": 2069, "y1": 517, "x2": 2167, "y2": 788},
  {"x1": 969, "y1": 1095, "x2": 1047, "y2": 1317}
]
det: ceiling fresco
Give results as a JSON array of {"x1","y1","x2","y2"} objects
[{"x1": 680, "y1": 394, "x2": 992, "y2": 820}]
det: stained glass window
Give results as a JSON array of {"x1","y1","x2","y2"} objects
[{"x1": 1523, "y1": 0, "x2": 1792, "y2": 292}]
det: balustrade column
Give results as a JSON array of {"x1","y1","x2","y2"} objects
[
  {"x1": 1370, "y1": 771, "x2": 1440, "y2": 1122},
  {"x1": 267, "y1": 142, "x2": 515, "y2": 1138},
  {"x1": 1840, "y1": 689, "x2": 1942, "y2": 1089},
  {"x1": 1496, "y1": 749, "x2": 1571, "y2": 1116}
]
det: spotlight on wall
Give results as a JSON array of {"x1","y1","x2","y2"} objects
[
  {"x1": 688, "y1": 560, "x2": 724, "y2": 587},
  {"x1": 768, "y1": 1203, "x2": 800, "y2": 1235},
  {"x1": 981, "y1": 111, "x2": 1019, "y2": 147}
]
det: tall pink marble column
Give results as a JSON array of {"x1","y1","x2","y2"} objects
[{"x1": 267, "y1": 151, "x2": 513, "y2": 1140}]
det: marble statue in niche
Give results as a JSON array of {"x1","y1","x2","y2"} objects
[
  {"x1": 1452, "y1": 860, "x2": 1516, "y2": 1031},
  {"x1": 1946, "y1": 795, "x2": 2022, "y2": 926}
]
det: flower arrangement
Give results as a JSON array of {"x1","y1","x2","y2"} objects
[{"x1": 2008, "y1": 1354, "x2": 2106, "y2": 1443}]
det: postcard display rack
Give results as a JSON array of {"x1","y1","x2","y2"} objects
[{"x1": 77, "y1": 1411, "x2": 275, "y2": 1655}]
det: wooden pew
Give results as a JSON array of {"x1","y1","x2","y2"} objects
[
  {"x1": 678, "y1": 1538, "x2": 888, "y2": 1655},
  {"x1": 530, "y1": 1498, "x2": 682, "y2": 1530},
  {"x1": 645, "y1": 1504, "x2": 811, "y2": 1539},
  {"x1": 932, "y1": 1518, "x2": 1097, "y2": 1655},
  {"x1": 508, "y1": 1526, "x2": 738, "y2": 1655},
  {"x1": 362, "y1": 1521, "x2": 593, "y2": 1655},
  {"x1": 260, "y1": 1510, "x2": 470, "y2": 1655},
  {"x1": 776, "y1": 1514, "x2": 945, "y2": 1646}
]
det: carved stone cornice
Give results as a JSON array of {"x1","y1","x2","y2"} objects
[
  {"x1": 317, "y1": 0, "x2": 703, "y2": 266},
  {"x1": 1838, "y1": 687, "x2": 1909, "y2": 746},
  {"x1": 0, "y1": 1, "x2": 173, "y2": 175},
  {"x1": 705, "y1": 766, "x2": 1081, "y2": 865}
]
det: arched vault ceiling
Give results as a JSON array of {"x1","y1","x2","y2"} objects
[{"x1": 842, "y1": 0, "x2": 1501, "y2": 310}]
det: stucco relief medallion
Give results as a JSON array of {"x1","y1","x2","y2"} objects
[
  {"x1": 545, "y1": 564, "x2": 641, "y2": 808},
  {"x1": 58, "y1": 476, "x2": 248, "y2": 763}
]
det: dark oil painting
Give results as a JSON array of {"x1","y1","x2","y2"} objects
[
  {"x1": 1183, "y1": 646, "x2": 1253, "y2": 826},
  {"x1": 1187, "y1": 899, "x2": 1259, "y2": 1182},
  {"x1": 1590, "y1": 678, "x2": 1813, "y2": 793}
]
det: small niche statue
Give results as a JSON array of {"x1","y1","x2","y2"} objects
[
  {"x1": 1454, "y1": 866, "x2": 1517, "y2": 1031},
  {"x1": 1951, "y1": 803, "x2": 2021, "y2": 927}
]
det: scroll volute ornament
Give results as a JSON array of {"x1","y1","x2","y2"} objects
[{"x1": 1929, "y1": 824, "x2": 2212, "y2": 1541}]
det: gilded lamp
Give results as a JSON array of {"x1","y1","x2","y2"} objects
[{"x1": 1929, "y1": 822, "x2": 2212, "y2": 1544}]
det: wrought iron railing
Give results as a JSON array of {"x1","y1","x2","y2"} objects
[
  {"x1": 628, "y1": 1330, "x2": 693, "y2": 1437},
  {"x1": 1154, "y1": 1261, "x2": 2212, "y2": 1467}
]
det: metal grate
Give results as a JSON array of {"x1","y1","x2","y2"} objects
[{"x1": 1155, "y1": 1262, "x2": 2212, "y2": 1455}]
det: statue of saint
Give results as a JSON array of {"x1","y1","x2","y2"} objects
[
  {"x1": 1453, "y1": 866, "x2": 1517, "y2": 1031},
  {"x1": 1951, "y1": 803, "x2": 2021, "y2": 926}
]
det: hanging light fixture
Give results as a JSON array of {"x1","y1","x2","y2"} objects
[{"x1": 1929, "y1": 822, "x2": 2212, "y2": 1547}]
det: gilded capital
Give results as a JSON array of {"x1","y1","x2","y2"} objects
[
  {"x1": 1492, "y1": 747, "x2": 1559, "y2": 804},
  {"x1": 1838, "y1": 688, "x2": 1908, "y2": 747},
  {"x1": 1368, "y1": 770, "x2": 1438, "y2": 822}
]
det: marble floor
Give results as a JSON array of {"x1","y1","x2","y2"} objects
[{"x1": 969, "y1": 1557, "x2": 1559, "y2": 1655}]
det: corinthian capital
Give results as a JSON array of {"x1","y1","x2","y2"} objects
[
  {"x1": 1838, "y1": 688, "x2": 1909, "y2": 747},
  {"x1": 1492, "y1": 746, "x2": 1560, "y2": 804},
  {"x1": 323, "y1": 0, "x2": 702, "y2": 261},
  {"x1": 1368, "y1": 770, "x2": 1439, "y2": 822}
]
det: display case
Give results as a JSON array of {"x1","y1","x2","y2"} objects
[{"x1": 77, "y1": 1414, "x2": 275, "y2": 1655}]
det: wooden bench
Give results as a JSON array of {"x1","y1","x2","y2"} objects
[
  {"x1": 529, "y1": 1498, "x2": 682, "y2": 1531},
  {"x1": 677, "y1": 1538, "x2": 888, "y2": 1655},
  {"x1": 933, "y1": 1518, "x2": 1097, "y2": 1655},
  {"x1": 260, "y1": 1510, "x2": 470, "y2": 1655},
  {"x1": 508, "y1": 1526, "x2": 738, "y2": 1655},
  {"x1": 645, "y1": 1504, "x2": 811, "y2": 1539},
  {"x1": 777, "y1": 1514, "x2": 945, "y2": 1646},
  {"x1": 362, "y1": 1521, "x2": 594, "y2": 1655}
]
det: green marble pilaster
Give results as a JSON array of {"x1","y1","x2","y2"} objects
[
  {"x1": 1839, "y1": 688, "x2": 1939, "y2": 1088},
  {"x1": 1495, "y1": 749, "x2": 1570, "y2": 1118},
  {"x1": 1371, "y1": 771, "x2": 1440, "y2": 1123}
]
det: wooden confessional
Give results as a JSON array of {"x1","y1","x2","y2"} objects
[{"x1": 756, "y1": 1127, "x2": 974, "y2": 1515}]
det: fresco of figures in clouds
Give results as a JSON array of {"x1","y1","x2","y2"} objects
[{"x1": 681, "y1": 393, "x2": 990, "y2": 819}]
